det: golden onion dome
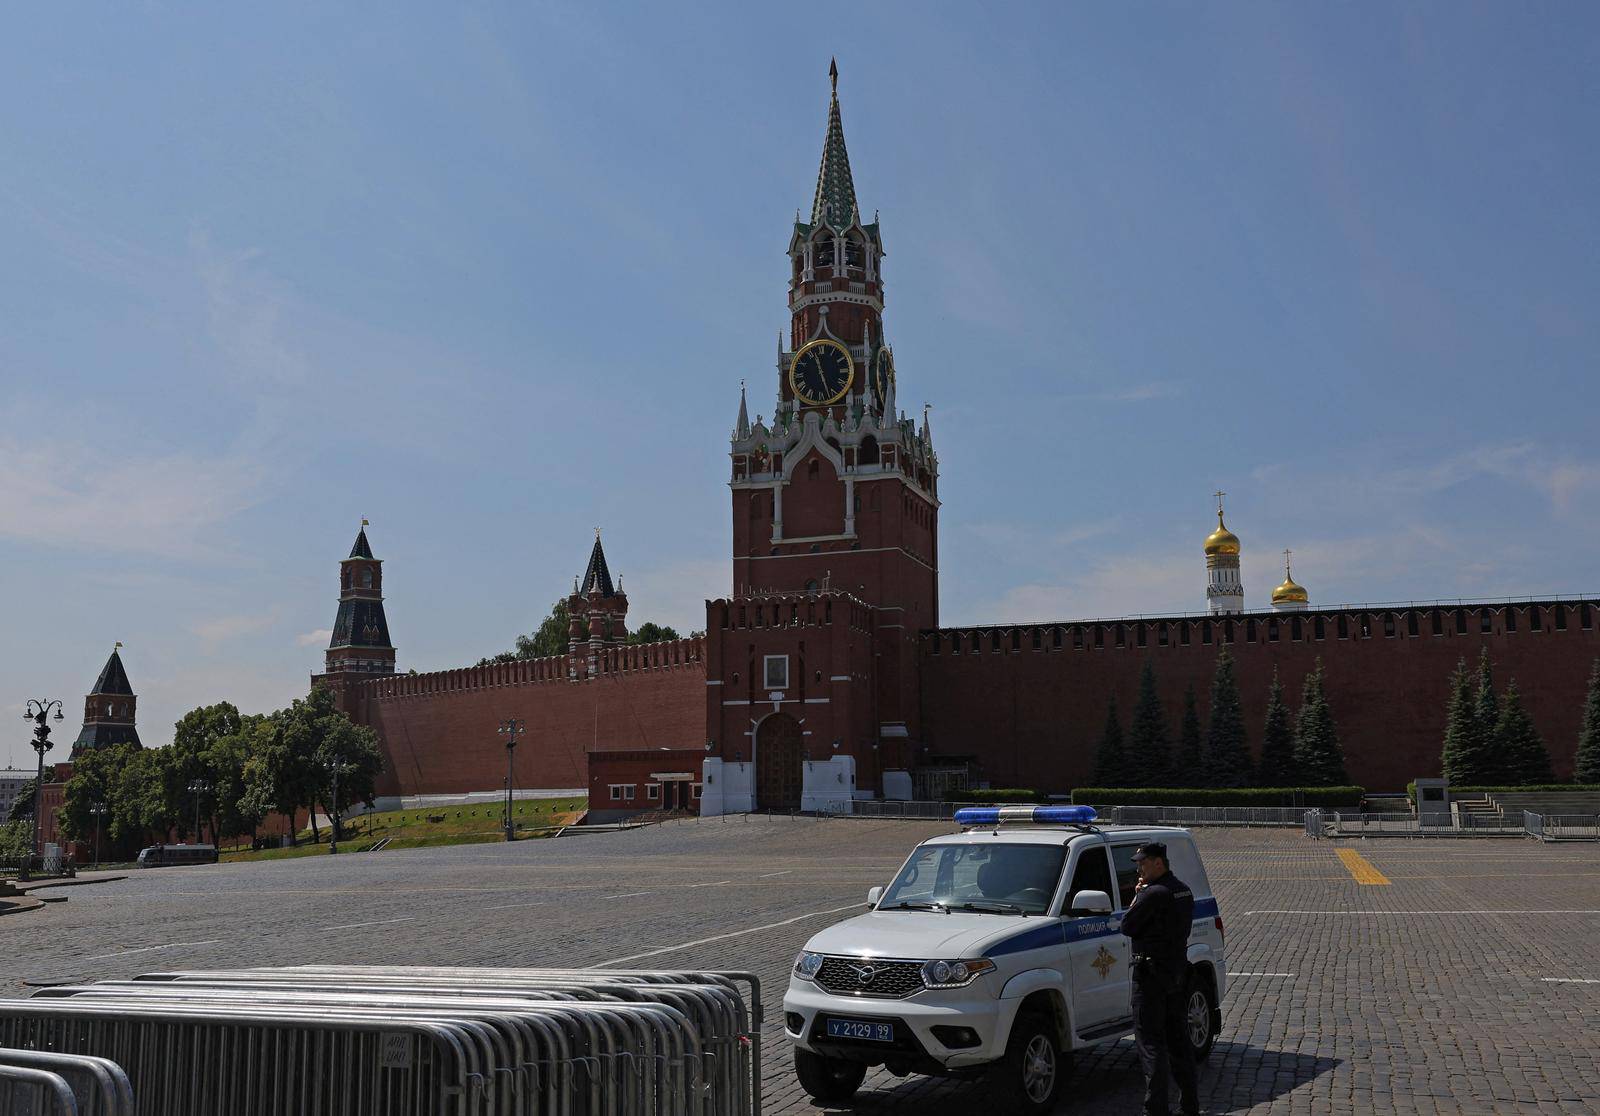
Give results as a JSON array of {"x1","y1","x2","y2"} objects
[
  {"x1": 1271, "y1": 575, "x2": 1309, "y2": 604},
  {"x1": 1203, "y1": 514, "x2": 1241, "y2": 556}
]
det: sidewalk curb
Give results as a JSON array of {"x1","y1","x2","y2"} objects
[
  {"x1": 0, "y1": 897, "x2": 46, "y2": 917},
  {"x1": 17, "y1": 874, "x2": 129, "y2": 892}
]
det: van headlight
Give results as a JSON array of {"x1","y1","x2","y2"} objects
[
  {"x1": 920, "y1": 958, "x2": 995, "y2": 988},
  {"x1": 794, "y1": 951, "x2": 825, "y2": 980}
]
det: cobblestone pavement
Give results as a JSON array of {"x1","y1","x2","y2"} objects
[{"x1": 4, "y1": 817, "x2": 1599, "y2": 1113}]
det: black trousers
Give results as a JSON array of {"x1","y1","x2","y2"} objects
[{"x1": 1131, "y1": 963, "x2": 1198, "y2": 1115}]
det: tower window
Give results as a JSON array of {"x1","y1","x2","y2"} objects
[
  {"x1": 1529, "y1": 605, "x2": 1542, "y2": 631},
  {"x1": 1073, "y1": 627, "x2": 1084, "y2": 650},
  {"x1": 1480, "y1": 609, "x2": 1492, "y2": 633},
  {"x1": 1582, "y1": 604, "x2": 1593, "y2": 629},
  {"x1": 1267, "y1": 619, "x2": 1279, "y2": 642},
  {"x1": 1337, "y1": 614, "x2": 1349, "y2": 639},
  {"x1": 1157, "y1": 624, "x2": 1169, "y2": 647},
  {"x1": 1246, "y1": 619, "x2": 1257, "y2": 642},
  {"x1": 1202, "y1": 622, "x2": 1213, "y2": 645},
  {"x1": 1031, "y1": 629, "x2": 1042, "y2": 651},
  {"x1": 1223, "y1": 620, "x2": 1234, "y2": 644},
  {"x1": 1136, "y1": 624, "x2": 1147, "y2": 648},
  {"x1": 361, "y1": 569, "x2": 373, "y2": 589},
  {"x1": 1094, "y1": 626, "x2": 1104, "y2": 649},
  {"x1": 1314, "y1": 615, "x2": 1325, "y2": 640},
  {"x1": 992, "y1": 632, "x2": 1002, "y2": 653},
  {"x1": 1115, "y1": 624, "x2": 1125, "y2": 648},
  {"x1": 1556, "y1": 604, "x2": 1568, "y2": 630},
  {"x1": 1291, "y1": 617, "x2": 1303, "y2": 641},
  {"x1": 1052, "y1": 627, "x2": 1063, "y2": 649},
  {"x1": 1455, "y1": 607, "x2": 1467, "y2": 634},
  {"x1": 1180, "y1": 623, "x2": 1191, "y2": 646},
  {"x1": 1430, "y1": 609, "x2": 1443, "y2": 636},
  {"x1": 1505, "y1": 608, "x2": 1517, "y2": 633},
  {"x1": 763, "y1": 655, "x2": 790, "y2": 689}
]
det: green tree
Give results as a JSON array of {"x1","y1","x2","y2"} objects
[
  {"x1": 313, "y1": 716, "x2": 385, "y2": 841},
  {"x1": 1203, "y1": 648, "x2": 1251, "y2": 787},
  {"x1": 1440, "y1": 657, "x2": 1490, "y2": 783},
  {"x1": 1092, "y1": 696, "x2": 1130, "y2": 787},
  {"x1": 7, "y1": 777, "x2": 37, "y2": 823},
  {"x1": 1126, "y1": 661, "x2": 1172, "y2": 786},
  {"x1": 628, "y1": 622, "x2": 682, "y2": 645},
  {"x1": 1575, "y1": 660, "x2": 1600, "y2": 784},
  {"x1": 0, "y1": 820, "x2": 31, "y2": 860},
  {"x1": 205, "y1": 714, "x2": 269, "y2": 844},
  {"x1": 1474, "y1": 648, "x2": 1506, "y2": 783},
  {"x1": 1257, "y1": 669, "x2": 1298, "y2": 787},
  {"x1": 1176, "y1": 684, "x2": 1203, "y2": 779},
  {"x1": 1493, "y1": 680, "x2": 1553, "y2": 785},
  {"x1": 1292, "y1": 659, "x2": 1349, "y2": 786},
  {"x1": 241, "y1": 686, "x2": 386, "y2": 844},
  {"x1": 480, "y1": 599, "x2": 573, "y2": 665}
]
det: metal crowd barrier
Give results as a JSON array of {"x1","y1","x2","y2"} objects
[
  {"x1": 0, "y1": 965, "x2": 761, "y2": 1116},
  {"x1": 817, "y1": 800, "x2": 1326, "y2": 827},
  {"x1": 0, "y1": 1049, "x2": 134, "y2": 1115},
  {"x1": 1525, "y1": 812, "x2": 1600, "y2": 842}
]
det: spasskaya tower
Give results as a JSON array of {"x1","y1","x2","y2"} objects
[{"x1": 705, "y1": 62, "x2": 938, "y2": 815}]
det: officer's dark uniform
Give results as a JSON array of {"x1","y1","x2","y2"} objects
[{"x1": 1119, "y1": 842, "x2": 1199, "y2": 1116}]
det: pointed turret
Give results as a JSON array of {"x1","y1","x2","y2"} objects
[
  {"x1": 73, "y1": 645, "x2": 142, "y2": 753},
  {"x1": 579, "y1": 532, "x2": 616, "y2": 597},
  {"x1": 735, "y1": 380, "x2": 751, "y2": 439},
  {"x1": 811, "y1": 59, "x2": 859, "y2": 230},
  {"x1": 568, "y1": 530, "x2": 629, "y2": 678},
  {"x1": 321, "y1": 522, "x2": 397, "y2": 678}
]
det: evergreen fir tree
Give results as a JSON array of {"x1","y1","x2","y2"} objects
[
  {"x1": 1575, "y1": 660, "x2": 1600, "y2": 785},
  {"x1": 1493, "y1": 680, "x2": 1553, "y2": 785},
  {"x1": 1292, "y1": 659, "x2": 1350, "y2": 786},
  {"x1": 1177, "y1": 684, "x2": 1203, "y2": 783},
  {"x1": 1127, "y1": 661, "x2": 1173, "y2": 787},
  {"x1": 1474, "y1": 648, "x2": 1506, "y2": 783},
  {"x1": 1203, "y1": 648, "x2": 1252, "y2": 787},
  {"x1": 1257, "y1": 669, "x2": 1298, "y2": 786},
  {"x1": 1092, "y1": 696, "x2": 1129, "y2": 788},
  {"x1": 1441, "y1": 657, "x2": 1490, "y2": 784}
]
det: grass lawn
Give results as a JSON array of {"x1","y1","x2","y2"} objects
[{"x1": 219, "y1": 797, "x2": 586, "y2": 863}]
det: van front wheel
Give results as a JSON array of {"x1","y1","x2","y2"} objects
[
  {"x1": 991, "y1": 1012, "x2": 1065, "y2": 1114},
  {"x1": 1186, "y1": 974, "x2": 1218, "y2": 1062}
]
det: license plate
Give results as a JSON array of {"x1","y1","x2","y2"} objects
[{"x1": 826, "y1": 1018, "x2": 895, "y2": 1042}]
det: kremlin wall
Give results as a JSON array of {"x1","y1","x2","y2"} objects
[{"x1": 43, "y1": 68, "x2": 1598, "y2": 839}]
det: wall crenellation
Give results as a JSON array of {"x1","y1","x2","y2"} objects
[{"x1": 353, "y1": 636, "x2": 707, "y2": 700}]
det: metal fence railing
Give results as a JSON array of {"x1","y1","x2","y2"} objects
[
  {"x1": 0, "y1": 1049, "x2": 134, "y2": 1115},
  {"x1": 1524, "y1": 812, "x2": 1600, "y2": 841},
  {"x1": 815, "y1": 800, "x2": 1322, "y2": 827},
  {"x1": 2, "y1": 964, "x2": 763, "y2": 1116}
]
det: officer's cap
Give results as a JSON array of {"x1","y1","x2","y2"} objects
[{"x1": 1131, "y1": 841, "x2": 1167, "y2": 862}]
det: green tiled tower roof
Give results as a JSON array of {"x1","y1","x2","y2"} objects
[{"x1": 811, "y1": 59, "x2": 859, "y2": 231}]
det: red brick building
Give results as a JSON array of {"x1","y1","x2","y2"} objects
[{"x1": 320, "y1": 67, "x2": 1599, "y2": 811}]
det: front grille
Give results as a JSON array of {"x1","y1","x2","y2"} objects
[{"x1": 815, "y1": 957, "x2": 924, "y2": 999}]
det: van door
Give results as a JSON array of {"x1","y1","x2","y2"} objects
[{"x1": 1063, "y1": 844, "x2": 1131, "y2": 1035}]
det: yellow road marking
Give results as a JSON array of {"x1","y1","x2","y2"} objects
[{"x1": 1336, "y1": 848, "x2": 1391, "y2": 885}]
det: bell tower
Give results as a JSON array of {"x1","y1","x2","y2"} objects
[
  {"x1": 322, "y1": 522, "x2": 397, "y2": 677},
  {"x1": 709, "y1": 63, "x2": 940, "y2": 812}
]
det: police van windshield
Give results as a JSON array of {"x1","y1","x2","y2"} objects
[{"x1": 880, "y1": 843, "x2": 1067, "y2": 915}]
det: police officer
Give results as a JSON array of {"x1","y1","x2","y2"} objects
[{"x1": 1119, "y1": 841, "x2": 1199, "y2": 1116}]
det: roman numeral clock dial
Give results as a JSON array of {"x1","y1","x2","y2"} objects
[{"x1": 789, "y1": 339, "x2": 855, "y2": 406}]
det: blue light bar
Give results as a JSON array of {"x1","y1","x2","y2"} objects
[{"x1": 954, "y1": 805, "x2": 1098, "y2": 826}]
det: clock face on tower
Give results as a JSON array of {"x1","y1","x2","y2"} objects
[
  {"x1": 789, "y1": 338, "x2": 855, "y2": 406},
  {"x1": 872, "y1": 348, "x2": 893, "y2": 412}
]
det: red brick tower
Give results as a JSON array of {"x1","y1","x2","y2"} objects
[
  {"x1": 706, "y1": 63, "x2": 938, "y2": 813},
  {"x1": 71, "y1": 644, "x2": 142, "y2": 755},
  {"x1": 568, "y1": 531, "x2": 629, "y2": 680}
]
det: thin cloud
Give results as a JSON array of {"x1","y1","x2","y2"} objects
[
  {"x1": 296, "y1": 629, "x2": 333, "y2": 647},
  {"x1": 189, "y1": 610, "x2": 281, "y2": 645}
]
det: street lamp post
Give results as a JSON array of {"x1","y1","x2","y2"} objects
[
  {"x1": 89, "y1": 802, "x2": 108, "y2": 868},
  {"x1": 21, "y1": 699, "x2": 65, "y2": 878},
  {"x1": 497, "y1": 718, "x2": 523, "y2": 842},
  {"x1": 186, "y1": 779, "x2": 211, "y2": 845}
]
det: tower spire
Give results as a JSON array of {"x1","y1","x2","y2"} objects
[
  {"x1": 811, "y1": 60, "x2": 858, "y2": 230},
  {"x1": 735, "y1": 379, "x2": 751, "y2": 439}
]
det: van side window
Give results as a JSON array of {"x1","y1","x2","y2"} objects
[
  {"x1": 1110, "y1": 845, "x2": 1142, "y2": 909},
  {"x1": 1067, "y1": 847, "x2": 1113, "y2": 909}
]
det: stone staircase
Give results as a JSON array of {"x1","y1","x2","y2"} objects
[{"x1": 1484, "y1": 791, "x2": 1600, "y2": 821}]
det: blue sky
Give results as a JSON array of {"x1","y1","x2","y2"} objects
[{"x1": 2, "y1": 3, "x2": 1597, "y2": 756}]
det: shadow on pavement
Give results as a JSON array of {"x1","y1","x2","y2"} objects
[{"x1": 799, "y1": 1038, "x2": 1341, "y2": 1114}]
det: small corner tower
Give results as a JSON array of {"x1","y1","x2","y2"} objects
[
  {"x1": 568, "y1": 530, "x2": 629, "y2": 679},
  {"x1": 72, "y1": 643, "x2": 142, "y2": 754},
  {"x1": 1204, "y1": 491, "x2": 1244, "y2": 615},
  {"x1": 322, "y1": 521, "x2": 397, "y2": 677},
  {"x1": 1271, "y1": 549, "x2": 1310, "y2": 613}
]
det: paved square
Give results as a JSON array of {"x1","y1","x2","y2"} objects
[{"x1": 6, "y1": 818, "x2": 1600, "y2": 1113}]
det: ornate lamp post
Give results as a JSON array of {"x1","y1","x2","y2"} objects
[
  {"x1": 89, "y1": 802, "x2": 108, "y2": 867},
  {"x1": 21, "y1": 699, "x2": 64, "y2": 877},
  {"x1": 186, "y1": 779, "x2": 211, "y2": 844},
  {"x1": 498, "y1": 718, "x2": 523, "y2": 842}
]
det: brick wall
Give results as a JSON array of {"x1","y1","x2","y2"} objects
[
  {"x1": 919, "y1": 602, "x2": 1600, "y2": 792},
  {"x1": 345, "y1": 639, "x2": 707, "y2": 797}
]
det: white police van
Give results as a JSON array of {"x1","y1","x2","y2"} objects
[{"x1": 783, "y1": 806, "x2": 1226, "y2": 1112}]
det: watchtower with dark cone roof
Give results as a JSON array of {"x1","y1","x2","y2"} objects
[
  {"x1": 323, "y1": 523, "x2": 397, "y2": 678},
  {"x1": 568, "y1": 531, "x2": 628, "y2": 679},
  {"x1": 72, "y1": 645, "x2": 142, "y2": 754}
]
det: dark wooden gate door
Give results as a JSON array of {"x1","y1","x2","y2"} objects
[{"x1": 755, "y1": 714, "x2": 804, "y2": 810}]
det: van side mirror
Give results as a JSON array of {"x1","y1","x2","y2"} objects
[
  {"x1": 1070, "y1": 889, "x2": 1113, "y2": 916},
  {"x1": 867, "y1": 886, "x2": 883, "y2": 908}
]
